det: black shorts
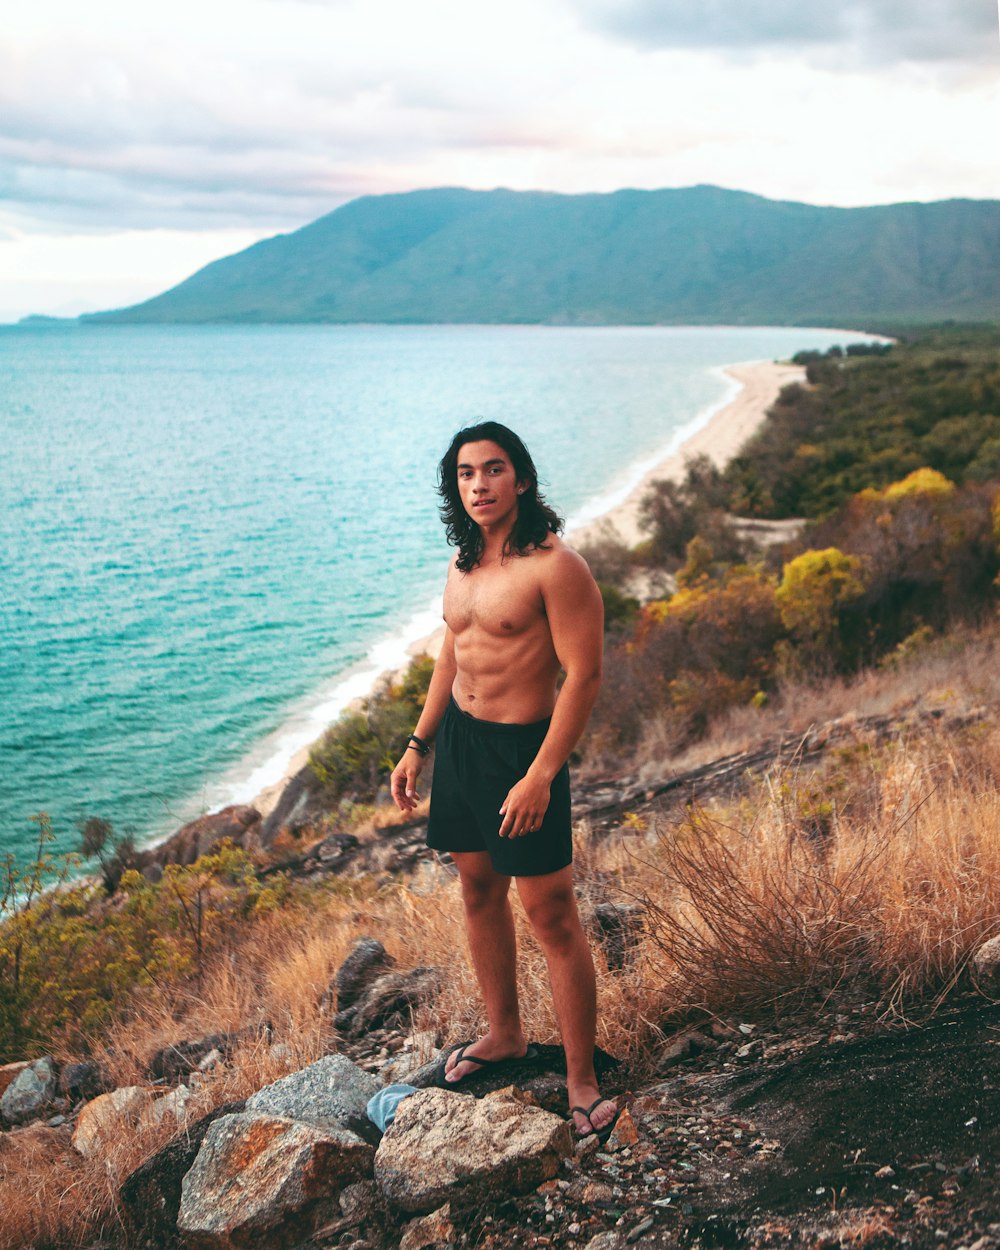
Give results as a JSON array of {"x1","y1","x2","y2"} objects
[{"x1": 426, "y1": 697, "x2": 573, "y2": 878}]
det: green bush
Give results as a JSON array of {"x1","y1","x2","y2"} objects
[
  {"x1": 0, "y1": 830, "x2": 287, "y2": 1060},
  {"x1": 309, "y1": 654, "x2": 435, "y2": 803}
]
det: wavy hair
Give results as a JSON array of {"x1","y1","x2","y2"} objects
[{"x1": 437, "y1": 421, "x2": 564, "y2": 572}]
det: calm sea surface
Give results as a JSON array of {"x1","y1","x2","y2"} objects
[{"x1": 1, "y1": 324, "x2": 869, "y2": 867}]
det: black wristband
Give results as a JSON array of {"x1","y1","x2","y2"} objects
[{"x1": 407, "y1": 734, "x2": 431, "y2": 756}]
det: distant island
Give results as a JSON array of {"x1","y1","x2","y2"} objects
[{"x1": 76, "y1": 184, "x2": 1000, "y2": 327}]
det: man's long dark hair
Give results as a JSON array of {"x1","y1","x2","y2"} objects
[{"x1": 438, "y1": 421, "x2": 564, "y2": 572}]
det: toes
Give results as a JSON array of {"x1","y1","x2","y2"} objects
[{"x1": 590, "y1": 1099, "x2": 616, "y2": 1130}]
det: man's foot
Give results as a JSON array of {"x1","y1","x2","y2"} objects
[
  {"x1": 569, "y1": 1090, "x2": 620, "y2": 1143},
  {"x1": 439, "y1": 1034, "x2": 535, "y2": 1086}
]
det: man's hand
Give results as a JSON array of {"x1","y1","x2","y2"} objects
[
  {"x1": 390, "y1": 749, "x2": 425, "y2": 812},
  {"x1": 499, "y1": 771, "x2": 552, "y2": 838}
]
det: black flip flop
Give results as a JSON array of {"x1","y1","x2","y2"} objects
[
  {"x1": 570, "y1": 1096, "x2": 621, "y2": 1145},
  {"x1": 435, "y1": 1040, "x2": 540, "y2": 1089}
]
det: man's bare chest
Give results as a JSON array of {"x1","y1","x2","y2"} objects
[{"x1": 444, "y1": 564, "x2": 544, "y2": 639}]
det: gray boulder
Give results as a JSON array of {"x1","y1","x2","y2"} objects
[
  {"x1": 245, "y1": 1054, "x2": 380, "y2": 1130},
  {"x1": 0, "y1": 1056, "x2": 59, "y2": 1127}
]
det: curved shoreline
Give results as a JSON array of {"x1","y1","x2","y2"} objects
[{"x1": 246, "y1": 356, "x2": 804, "y2": 823}]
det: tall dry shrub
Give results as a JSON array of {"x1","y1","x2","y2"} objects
[{"x1": 633, "y1": 724, "x2": 1000, "y2": 1020}]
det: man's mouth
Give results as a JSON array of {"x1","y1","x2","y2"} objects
[{"x1": 473, "y1": 499, "x2": 496, "y2": 508}]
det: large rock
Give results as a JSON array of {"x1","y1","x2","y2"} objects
[
  {"x1": 120, "y1": 1099, "x2": 246, "y2": 1250},
  {"x1": 338, "y1": 967, "x2": 442, "y2": 1038},
  {"x1": 137, "y1": 804, "x2": 262, "y2": 871},
  {"x1": 972, "y1": 934, "x2": 1000, "y2": 995},
  {"x1": 328, "y1": 937, "x2": 395, "y2": 1017},
  {"x1": 374, "y1": 1085, "x2": 573, "y2": 1214},
  {"x1": 245, "y1": 1054, "x2": 380, "y2": 1131},
  {"x1": 59, "y1": 1060, "x2": 108, "y2": 1101},
  {"x1": 72, "y1": 1085, "x2": 158, "y2": 1157},
  {"x1": 177, "y1": 1112, "x2": 374, "y2": 1248},
  {"x1": 0, "y1": 1056, "x2": 59, "y2": 1126},
  {"x1": 0, "y1": 1061, "x2": 31, "y2": 1101}
]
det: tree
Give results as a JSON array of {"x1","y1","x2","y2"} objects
[{"x1": 776, "y1": 548, "x2": 866, "y2": 663}]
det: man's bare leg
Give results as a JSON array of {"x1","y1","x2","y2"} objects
[
  {"x1": 516, "y1": 865, "x2": 616, "y2": 1134},
  {"x1": 443, "y1": 850, "x2": 530, "y2": 1082}
]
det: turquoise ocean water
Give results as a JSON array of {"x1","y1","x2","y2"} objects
[{"x1": 1, "y1": 324, "x2": 871, "y2": 868}]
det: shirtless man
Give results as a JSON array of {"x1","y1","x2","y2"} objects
[{"x1": 389, "y1": 420, "x2": 617, "y2": 1142}]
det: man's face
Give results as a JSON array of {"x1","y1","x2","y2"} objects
[{"x1": 456, "y1": 439, "x2": 524, "y2": 526}]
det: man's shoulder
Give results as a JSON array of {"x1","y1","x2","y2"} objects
[{"x1": 533, "y1": 535, "x2": 596, "y2": 584}]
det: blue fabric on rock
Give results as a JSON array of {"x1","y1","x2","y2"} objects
[{"x1": 366, "y1": 1082, "x2": 418, "y2": 1131}]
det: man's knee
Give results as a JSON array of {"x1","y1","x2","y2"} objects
[
  {"x1": 521, "y1": 884, "x2": 582, "y2": 952},
  {"x1": 456, "y1": 859, "x2": 510, "y2": 916}
]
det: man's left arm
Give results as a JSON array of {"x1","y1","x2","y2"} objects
[{"x1": 498, "y1": 549, "x2": 604, "y2": 838}]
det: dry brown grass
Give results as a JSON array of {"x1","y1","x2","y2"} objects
[
  {"x1": 5, "y1": 632, "x2": 1000, "y2": 1247},
  {"x1": 627, "y1": 723, "x2": 1000, "y2": 1023}
]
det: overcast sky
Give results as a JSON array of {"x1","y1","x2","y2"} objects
[{"x1": 2, "y1": 0, "x2": 997, "y2": 321}]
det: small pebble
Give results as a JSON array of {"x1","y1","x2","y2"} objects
[
  {"x1": 627, "y1": 1215, "x2": 654, "y2": 1242},
  {"x1": 875, "y1": 1165, "x2": 896, "y2": 1179}
]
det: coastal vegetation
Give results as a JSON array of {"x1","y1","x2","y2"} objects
[
  {"x1": 3, "y1": 322, "x2": 999, "y2": 1248},
  {"x1": 80, "y1": 187, "x2": 1000, "y2": 326}
]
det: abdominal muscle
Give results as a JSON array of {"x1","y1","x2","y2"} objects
[{"x1": 450, "y1": 623, "x2": 561, "y2": 724}]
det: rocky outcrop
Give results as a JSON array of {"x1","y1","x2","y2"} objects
[
  {"x1": 374, "y1": 1085, "x2": 573, "y2": 1213},
  {"x1": 177, "y1": 1112, "x2": 374, "y2": 1248},
  {"x1": 137, "y1": 804, "x2": 262, "y2": 872},
  {"x1": 0, "y1": 1056, "x2": 59, "y2": 1127},
  {"x1": 244, "y1": 1054, "x2": 380, "y2": 1131}
]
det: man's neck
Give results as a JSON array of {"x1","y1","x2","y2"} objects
[{"x1": 478, "y1": 516, "x2": 517, "y2": 563}]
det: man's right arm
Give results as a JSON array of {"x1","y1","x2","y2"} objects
[{"x1": 389, "y1": 625, "x2": 457, "y2": 812}]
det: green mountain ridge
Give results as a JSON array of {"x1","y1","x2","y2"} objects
[{"x1": 82, "y1": 185, "x2": 1000, "y2": 326}]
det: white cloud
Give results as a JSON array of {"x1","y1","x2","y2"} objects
[
  {"x1": 1, "y1": 0, "x2": 997, "y2": 317},
  {"x1": 573, "y1": 0, "x2": 999, "y2": 65}
]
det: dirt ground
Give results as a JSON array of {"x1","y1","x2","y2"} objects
[{"x1": 363, "y1": 997, "x2": 1000, "y2": 1250}]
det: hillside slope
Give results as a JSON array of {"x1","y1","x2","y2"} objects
[{"x1": 82, "y1": 186, "x2": 1000, "y2": 326}]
